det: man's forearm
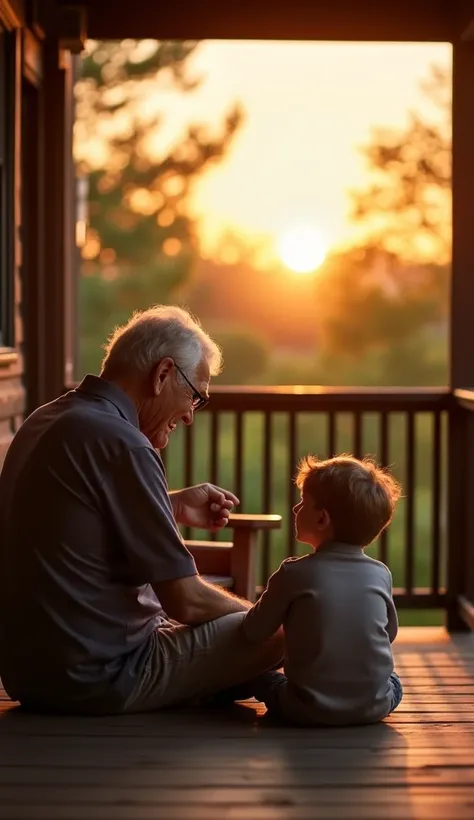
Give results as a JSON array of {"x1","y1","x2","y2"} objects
[{"x1": 184, "y1": 581, "x2": 251, "y2": 625}]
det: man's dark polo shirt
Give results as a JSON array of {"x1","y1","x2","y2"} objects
[{"x1": 0, "y1": 375, "x2": 197, "y2": 712}]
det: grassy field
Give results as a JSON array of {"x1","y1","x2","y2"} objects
[{"x1": 164, "y1": 409, "x2": 448, "y2": 626}]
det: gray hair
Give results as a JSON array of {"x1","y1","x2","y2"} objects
[{"x1": 101, "y1": 305, "x2": 223, "y2": 380}]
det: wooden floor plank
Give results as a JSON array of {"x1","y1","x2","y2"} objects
[
  {"x1": 0, "y1": 768, "x2": 473, "y2": 786},
  {"x1": 1, "y1": 782, "x2": 474, "y2": 803},
  {"x1": 2, "y1": 806, "x2": 474, "y2": 820},
  {"x1": 1, "y1": 749, "x2": 474, "y2": 767},
  {"x1": 2, "y1": 810, "x2": 472, "y2": 820}
]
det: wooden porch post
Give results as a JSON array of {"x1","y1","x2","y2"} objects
[
  {"x1": 22, "y1": 30, "x2": 47, "y2": 415},
  {"x1": 447, "y1": 36, "x2": 474, "y2": 629},
  {"x1": 41, "y1": 38, "x2": 75, "y2": 403}
]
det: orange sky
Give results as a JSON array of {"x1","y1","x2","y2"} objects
[{"x1": 149, "y1": 40, "x2": 451, "y2": 259}]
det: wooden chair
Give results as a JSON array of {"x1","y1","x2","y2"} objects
[{"x1": 185, "y1": 513, "x2": 282, "y2": 602}]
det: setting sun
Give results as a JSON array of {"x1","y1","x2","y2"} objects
[{"x1": 278, "y1": 225, "x2": 328, "y2": 274}]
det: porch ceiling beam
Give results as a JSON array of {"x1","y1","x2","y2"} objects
[
  {"x1": 60, "y1": 0, "x2": 454, "y2": 43},
  {"x1": 462, "y1": 21, "x2": 474, "y2": 38},
  {"x1": 457, "y1": 0, "x2": 474, "y2": 39}
]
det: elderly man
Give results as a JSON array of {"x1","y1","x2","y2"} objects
[{"x1": 0, "y1": 305, "x2": 282, "y2": 714}]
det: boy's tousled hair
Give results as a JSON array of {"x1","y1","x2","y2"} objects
[{"x1": 296, "y1": 454, "x2": 402, "y2": 547}]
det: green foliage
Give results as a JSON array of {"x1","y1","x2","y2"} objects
[
  {"x1": 76, "y1": 41, "x2": 241, "y2": 265},
  {"x1": 310, "y1": 64, "x2": 451, "y2": 386},
  {"x1": 78, "y1": 255, "x2": 191, "y2": 375},
  {"x1": 74, "y1": 39, "x2": 243, "y2": 376},
  {"x1": 306, "y1": 244, "x2": 449, "y2": 386},
  {"x1": 316, "y1": 252, "x2": 445, "y2": 354},
  {"x1": 211, "y1": 328, "x2": 270, "y2": 385},
  {"x1": 79, "y1": 40, "x2": 198, "y2": 89},
  {"x1": 75, "y1": 40, "x2": 242, "y2": 271}
]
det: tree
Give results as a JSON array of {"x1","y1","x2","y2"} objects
[
  {"x1": 73, "y1": 40, "x2": 243, "y2": 375},
  {"x1": 350, "y1": 64, "x2": 451, "y2": 264},
  {"x1": 311, "y1": 245, "x2": 449, "y2": 386},
  {"x1": 211, "y1": 328, "x2": 270, "y2": 385},
  {"x1": 304, "y1": 63, "x2": 451, "y2": 387}
]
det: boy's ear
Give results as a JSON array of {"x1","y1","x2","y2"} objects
[{"x1": 315, "y1": 508, "x2": 331, "y2": 531}]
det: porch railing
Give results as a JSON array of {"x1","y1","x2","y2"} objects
[
  {"x1": 161, "y1": 386, "x2": 451, "y2": 609},
  {"x1": 452, "y1": 389, "x2": 474, "y2": 629}
]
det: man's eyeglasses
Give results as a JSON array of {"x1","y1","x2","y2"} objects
[{"x1": 174, "y1": 363, "x2": 209, "y2": 411}]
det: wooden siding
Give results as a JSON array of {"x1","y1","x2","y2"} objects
[{"x1": 0, "y1": 21, "x2": 25, "y2": 469}]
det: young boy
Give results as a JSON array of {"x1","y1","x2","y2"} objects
[{"x1": 243, "y1": 454, "x2": 403, "y2": 726}]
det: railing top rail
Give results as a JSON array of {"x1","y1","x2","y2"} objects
[
  {"x1": 454, "y1": 388, "x2": 474, "y2": 410},
  {"x1": 204, "y1": 386, "x2": 451, "y2": 412},
  {"x1": 66, "y1": 381, "x2": 452, "y2": 411}
]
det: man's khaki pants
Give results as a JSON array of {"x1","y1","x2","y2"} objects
[{"x1": 123, "y1": 612, "x2": 282, "y2": 712}]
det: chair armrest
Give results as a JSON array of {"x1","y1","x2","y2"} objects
[
  {"x1": 225, "y1": 513, "x2": 282, "y2": 601},
  {"x1": 227, "y1": 513, "x2": 282, "y2": 530}
]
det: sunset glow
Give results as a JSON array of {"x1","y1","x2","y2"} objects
[
  {"x1": 75, "y1": 40, "x2": 451, "y2": 264},
  {"x1": 278, "y1": 226, "x2": 328, "y2": 274},
  {"x1": 180, "y1": 42, "x2": 451, "y2": 260}
]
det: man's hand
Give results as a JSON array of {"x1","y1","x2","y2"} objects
[{"x1": 169, "y1": 483, "x2": 240, "y2": 531}]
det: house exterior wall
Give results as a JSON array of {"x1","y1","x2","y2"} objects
[
  {"x1": 0, "y1": 9, "x2": 25, "y2": 468},
  {"x1": 0, "y1": 2, "x2": 77, "y2": 468}
]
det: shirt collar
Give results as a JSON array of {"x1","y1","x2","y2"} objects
[
  {"x1": 75, "y1": 374, "x2": 139, "y2": 428},
  {"x1": 317, "y1": 541, "x2": 364, "y2": 555}
]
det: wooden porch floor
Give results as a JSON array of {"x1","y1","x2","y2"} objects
[{"x1": 1, "y1": 627, "x2": 474, "y2": 819}]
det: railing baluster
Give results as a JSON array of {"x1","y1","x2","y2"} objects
[
  {"x1": 328, "y1": 411, "x2": 336, "y2": 457},
  {"x1": 184, "y1": 423, "x2": 194, "y2": 540},
  {"x1": 210, "y1": 410, "x2": 219, "y2": 487},
  {"x1": 432, "y1": 410, "x2": 441, "y2": 595},
  {"x1": 262, "y1": 411, "x2": 272, "y2": 581},
  {"x1": 353, "y1": 411, "x2": 362, "y2": 459},
  {"x1": 234, "y1": 411, "x2": 243, "y2": 507},
  {"x1": 379, "y1": 411, "x2": 389, "y2": 565},
  {"x1": 209, "y1": 411, "x2": 219, "y2": 542},
  {"x1": 288, "y1": 410, "x2": 297, "y2": 557},
  {"x1": 405, "y1": 412, "x2": 415, "y2": 594}
]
